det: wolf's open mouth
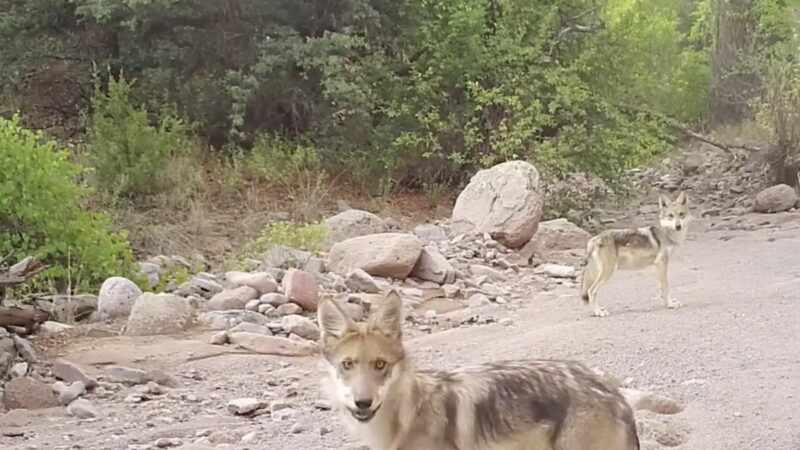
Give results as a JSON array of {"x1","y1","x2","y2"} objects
[{"x1": 350, "y1": 404, "x2": 381, "y2": 422}]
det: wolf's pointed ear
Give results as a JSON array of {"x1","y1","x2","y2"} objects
[
  {"x1": 658, "y1": 194, "x2": 670, "y2": 209},
  {"x1": 318, "y1": 296, "x2": 355, "y2": 341},
  {"x1": 676, "y1": 191, "x2": 688, "y2": 206},
  {"x1": 368, "y1": 290, "x2": 403, "y2": 340}
]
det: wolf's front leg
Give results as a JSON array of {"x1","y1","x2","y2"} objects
[{"x1": 655, "y1": 259, "x2": 681, "y2": 309}]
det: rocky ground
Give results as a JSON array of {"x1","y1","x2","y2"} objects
[{"x1": 1, "y1": 148, "x2": 800, "y2": 450}]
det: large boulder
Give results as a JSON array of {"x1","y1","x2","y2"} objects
[
  {"x1": 327, "y1": 233, "x2": 423, "y2": 279},
  {"x1": 754, "y1": 184, "x2": 797, "y2": 213},
  {"x1": 124, "y1": 293, "x2": 193, "y2": 336},
  {"x1": 532, "y1": 218, "x2": 591, "y2": 252},
  {"x1": 451, "y1": 161, "x2": 544, "y2": 248},
  {"x1": 324, "y1": 209, "x2": 388, "y2": 244},
  {"x1": 97, "y1": 277, "x2": 142, "y2": 319},
  {"x1": 3, "y1": 377, "x2": 59, "y2": 409},
  {"x1": 207, "y1": 286, "x2": 260, "y2": 310}
]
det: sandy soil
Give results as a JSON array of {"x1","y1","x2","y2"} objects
[{"x1": 2, "y1": 211, "x2": 800, "y2": 450}]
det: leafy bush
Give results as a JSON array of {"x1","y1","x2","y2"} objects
[
  {"x1": 252, "y1": 221, "x2": 327, "y2": 253},
  {"x1": 0, "y1": 114, "x2": 134, "y2": 291},
  {"x1": 87, "y1": 74, "x2": 199, "y2": 204},
  {"x1": 247, "y1": 134, "x2": 321, "y2": 185}
]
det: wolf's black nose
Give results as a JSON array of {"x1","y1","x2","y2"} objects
[
  {"x1": 675, "y1": 224, "x2": 683, "y2": 231},
  {"x1": 355, "y1": 399, "x2": 373, "y2": 409}
]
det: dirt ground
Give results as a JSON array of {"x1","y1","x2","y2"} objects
[{"x1": 2, "y1": 210, "x2": 800, "y2": 450}]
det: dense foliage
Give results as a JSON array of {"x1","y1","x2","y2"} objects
[
  {"x1": 1, "y1": 0, "x2": 718, "y2": 190},
  {"x1": 0, "y1": 115, "x2": 134, "y2": 291}
]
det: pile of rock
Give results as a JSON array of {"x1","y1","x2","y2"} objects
[{"x1": 629, "y1": 142, "x2": 799, "y2": 215}]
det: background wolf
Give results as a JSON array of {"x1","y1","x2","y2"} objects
[{"x1": 580, "y1": 192, "x2": 691, "y2": 317}]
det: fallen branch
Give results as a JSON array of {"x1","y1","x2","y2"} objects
[
  {"x1": 0, "y1": 255, "x2": 50, "y2": 305},
  {"x1": 0, "y1": 306, "x2": 51, "y2": 333},
  {"x1": 671, "y1": 122, "x2": 763, "y2": 156},
  {"x1": 615, "y1": 103, "x2": 763, "y2": 158}
]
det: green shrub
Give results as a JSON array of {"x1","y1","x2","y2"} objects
[
  {"x1": 0, "y1": 114, "x2": 134, "y2": 291},
  {"x1": 252, "y1": 221, "x2": 327, "y2": 253},
  {"x1": 246, "y1": 134, "x2": 321, "y2": 185},
  {"x1": 87, "y1": 74, "x2": 198, "y2": 203}
]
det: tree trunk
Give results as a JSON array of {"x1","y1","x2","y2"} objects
[{"x1": 708, "y1": 0, "x2": 758, "y2": 127}]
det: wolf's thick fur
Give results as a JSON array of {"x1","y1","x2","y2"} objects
[
  {"x1": 318, "y1": 291, "x2": 639, "y2": 450},
  {"x1": 580, "y1": 191, "x2": 691, "y2": 317}
]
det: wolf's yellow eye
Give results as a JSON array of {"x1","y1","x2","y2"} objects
[
  {"x1": 679, "y1": 213, "x2": 685, "y2": 218},
  {"x1": 668, "y1": 214, "x2": 674, "y2": 219},
  {"x1": 342, "y1": 359, "x2": 354, "y2": 370},
  {"x1": 374, "y1": 359, "x2": 386, "y2": 370}
]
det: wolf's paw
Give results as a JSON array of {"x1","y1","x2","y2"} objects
[
  {"x1": 636, "y1": 413, "x2": 691, "y2": 447},
  {"x1": 665, "y1": 299, "x2": 682, "y2": 309},
  {"x1": 591, "y1": 308, "x2": 610, "y2": 318},
  {"x1": 620, "y1": 389, "x2": 685, "y2": 415}
]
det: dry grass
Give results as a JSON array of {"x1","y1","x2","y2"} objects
[{"x1": 114, "y1": 159, "x2": 450, "y2": 266}]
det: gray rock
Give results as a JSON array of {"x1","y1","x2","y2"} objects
[
  {"x1": 304, "y1": 257, "x2": 326, "y2": 276},
  {"x1": 67, "y1": 398, "x2": 100, "y2": 419},
  {"x1": 225, "y1": 271, "x2": 278, "y2": 296},
  {"x1": 197, "y1": 310, "x2": 268, "y2": 330},
  {"x1": 207, "y1": 286, "x2": 260, "y2": 311},
  {"x1": 176, "y1": 275, "x2": 224, "y2": 299},
  {"x1": 328, "y1": 233, "x2": 424, "y2": 279},
  {"x1": 411, "y1": 246, "x2": 455, "y2": 284},
  {"x1": 9, "y1": 362, "x2": 28, "y2": 378},
  {"x1": 413, "y1": 224, "x2": 449, "y2": 242},
  {"x1": 324, "y1": 209, "x2": 388, "y2": 244},
  {"x1": 276, "y1": 303, "x2": 303, "y2": 316},
  {"x1": 261, "y1": 293, "x2": 290, "y2": 307},
  {"x1": 56, "y1": 381, "x2": 86, "y2": 405},
  {"x1": 533, "y1": 218, "x2": 591, "y2": 252},
  {"x1": 227, "y1": 397, "x2": 266, "y2": 415},
  {"x1": 210, "y1": 331, "x2": 228, "y2": 345},
  {"x1": 138, "y1": 262, "x2": 162, "y2": 289},
  {"x1": 11, "y1": 335, "x2": 37, "y2": 363},
  {"x1": 467, "y1": 293, "x2": 492, "y2": 308},
  {"x1": 452, "y1": 161, "x2": 544, "y2": 248},
  {"x1": 97, "y1": 276, "x2": 143, "y2": 319},
  {"x1": 52, "y1": 359, "x2": 98, "y2": 389},
  {"x1": 245, "y1": 299, "x2": 262, "y2": 311},
  {"x1": 469, "y1": 264, "x2": 508, "y2": 282},
  {"x1": 755, "y1": 184, "x2": 798, "y2": 213},
  {"x1": 124, "y1": 293, "x2": 193, "y2": 336},
  {"x1": 106, "y1": 366, "x2": 148, "y2": 385},
  {"x1": 38, "y1": 321, "x2": 73, "y2": 335},
  {"x1": 229, "y1": 322, "x2": 273, "y2": 335},
  {"x1": 280, "y1": 315, "x2": 321, "y2": 341},
  {"x1": 258, "y1": 304, "x2": 276, "y2": 316},
  {"x1": 534, "y1": 263, "x2": 577, "y2": 279},
  {"x1": 345, "y1": 268, "x2": 381, "y2": 293}
]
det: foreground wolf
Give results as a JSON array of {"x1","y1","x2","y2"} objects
[
  {"x1": 580, "y1": 191, "x2": 691, "y2": 317},
  {"x1": 317, "y1": 291, "x2": 640, "y2": 450}
]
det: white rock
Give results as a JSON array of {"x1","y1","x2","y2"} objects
[
  {"x1": 452, "y1": 161, "x2": 544, "y2": 248},
  {"x1": 124, "y1": 293, "x2": 193, "y2": 336},
  {"x1": 97, "y1": 277, "x2": 142, "y2": 319},
  {"x1": 534, "y1": 263, "x2": 577, "y2": 279}
]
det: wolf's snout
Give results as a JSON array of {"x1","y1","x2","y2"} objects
[
  {"x1": 675, "y1": 223, "x2": 683, "y2": 231},
  {"x1": 355, "y1": 398, "x2": 373, "y2": 410}
]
